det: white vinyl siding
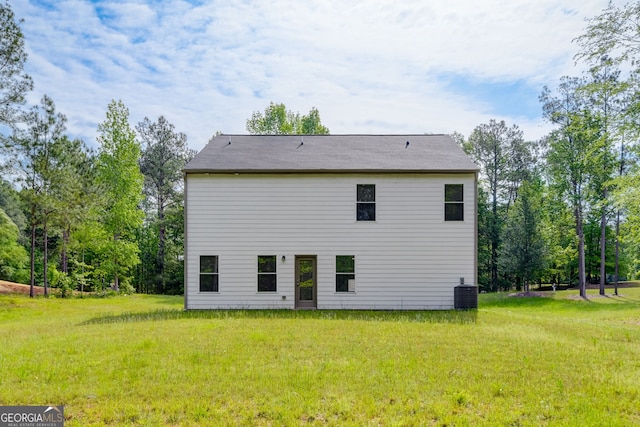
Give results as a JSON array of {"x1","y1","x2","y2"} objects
[{"x1": 185, "y1": 173, "x2": 476, "y2": 309}]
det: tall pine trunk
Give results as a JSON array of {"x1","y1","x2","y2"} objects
[
  {"x1": 43, "y1": 220, "x2": 48, "y2": 296},
  {"x1": 599, "y1": 193, "x2": 607, "y2": 296},
  {"x1": 614, "y1": 138, "x2": 625, "y2": 296},
  {"x1": 29, "y1": 216, "x2": 36, "y2": 299},
  {"x1": 576, "y1": 208, "x2": 586, "y2": 298},
  {"x1": 157, "y1": 194, "x2": 166, "y2": 294},
  {"x1": 61, "y1": 226, "x2": 70, "y2": 274},
  {"x1": 113, "y1": 234, "x2": 120, "y2": 291},
  {"x1": 614, "y1": 211, "x2": 620, "y2": 296},
  {"x1": 491, "y1": 157, "x2": 499, "y2": 292}
]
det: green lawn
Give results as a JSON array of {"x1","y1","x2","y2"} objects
[{"x1": 0, "y1": 288, "x2": 639, "y2": 426}]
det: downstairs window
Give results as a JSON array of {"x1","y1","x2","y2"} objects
[
  {"x1": 336, "y1": 255, "x2": 355, "y2": 292},
  {"x1": 258, "y1": 255, "x2": 277, "y2": 292},
  {"x1": 200, "y1": 256, "x2": 219, "y2": 292}
]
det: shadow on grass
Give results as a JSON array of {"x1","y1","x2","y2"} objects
[
  {"x1": 480, "y1": 291, "x2": 640, "y2": 312},
  {"x1": 80, "y1": 308, "x2": 478, "y2": 326}
]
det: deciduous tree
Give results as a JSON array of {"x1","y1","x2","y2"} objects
[
  {"x1": 574, "y1": 1, "x2": 640, "y2": 70},
  {"x1": 0, "y1": 207, "x2": 28, "y2": 283},
  {"x1": 246, "y1": 102, "x2": 329, "y2": 135},
  {"x1": 0, "y1": 178, "x2": 26, "y2": 235},
  {"x1": 0, "y1": 1, "x2": 32, "y2": 126},
  {"x1": 542, "y1": 77, "x2": 606, "y2": 297},
  {"x1": 95, "y1": 100, "x2": 144, "y2": 291},
  {"x1": 575, "y1": 1, "x2": 640, "y2": 294},
  {"x1": 580, "y1": 59, "x2": 623, "y2": 294}
]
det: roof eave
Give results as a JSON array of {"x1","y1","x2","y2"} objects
[{"x1": 183, "y1": 168, "x2": 480, "y2": 174}]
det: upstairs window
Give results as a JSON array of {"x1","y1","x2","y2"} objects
[
  {"x1": 445, "y1": 184, "x2": 464, "y2": 221},
  {"x1": 200, "y1": 256, "x2": 219, "y2": 292},
  {"x1": 257, "y1": 255, "x2": 277, "y2": 292},
  {"x1": 357, "y1": 184, "x2": 376, "y2": 221},
  {"x1": 336, "y1": 255, "x2": 355, "y2": 292}
]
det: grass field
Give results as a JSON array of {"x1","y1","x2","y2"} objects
[{"x1": 0, "y1": 287, "x2": 639, "y2": 426}]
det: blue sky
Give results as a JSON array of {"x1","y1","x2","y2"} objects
[{"x1": 12, "y1": 0, "x2": 623, "y2": 151}]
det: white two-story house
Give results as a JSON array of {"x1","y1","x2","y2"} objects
[{"x1": 183, "y1": 134, "x2": 478, "y2": 310}]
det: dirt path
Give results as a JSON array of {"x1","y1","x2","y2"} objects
[{"x1": 0, "y1": 280, "x2": 45, "y2": 295}]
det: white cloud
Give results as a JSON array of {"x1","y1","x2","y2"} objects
[{"x1": 12, "y1": 0, "x2": 624, "y2": 150}]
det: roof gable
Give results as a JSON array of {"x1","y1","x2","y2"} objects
[{"x1": 184, "y1": 134, "x2": 479, "y2": 173}]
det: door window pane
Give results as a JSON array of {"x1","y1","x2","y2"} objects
[{"x1": 298, "y1": 259, "x2": 314, "y2": 300}]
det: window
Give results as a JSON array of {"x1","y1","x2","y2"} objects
[
  {"x1": 445, "y1": 184, "x2": 464, "y2": 221},
  {"x1": 357, "y1": 184, "x2": 375, "y2": 221},
  {"x1": 200, "y1": 256, "x2": 218, "y2": 292},
  {"x1": 258, "y1": 255, "x2": 277, "y2": 292},
  {"x1": 336, "y1": 255, "x2": 355, "y2": 292}
]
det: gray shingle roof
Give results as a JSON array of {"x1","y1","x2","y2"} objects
[{"x1": 183, "y1": 134, "x2": 479, "y2": 173}]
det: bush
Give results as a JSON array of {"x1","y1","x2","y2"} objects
[
  {"x1": 49, "y1": 267, "x2": 75, "y2": 298},
  {"x1": 0, "y1": 209, "x2": 29, "y2": 283}
]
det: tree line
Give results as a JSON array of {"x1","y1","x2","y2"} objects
[
  {"x1": 0, "y1": 94, "x2": 194, "y2": 296},
  {"x1": 0, "y1": 2, "x2": 195, "y2": 296},
  {"x1": 2, "y1": 1, "x2": 640, "y2": 296},
  {"x1": 460, "y1": 2, "x2": 640, "y2": 296}
]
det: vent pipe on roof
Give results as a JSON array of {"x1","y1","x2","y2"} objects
[
  {"x1": 228, "y1": 137, "x2": 231, "y2": 145},
  {"x1": 406, "y1": 141, "x2": 410, "y2": 148}
]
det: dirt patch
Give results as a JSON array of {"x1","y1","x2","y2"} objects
[{"x1": 0, "y1": 280, "x2": 46, "y2": 295}]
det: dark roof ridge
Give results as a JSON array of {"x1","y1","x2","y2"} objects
[
  {"x1": 218, "y1": 133, "x2": 449, "y2": 136},
  {"x1": 185, "y1": 134, "x2": 478, "y2": 173}
]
